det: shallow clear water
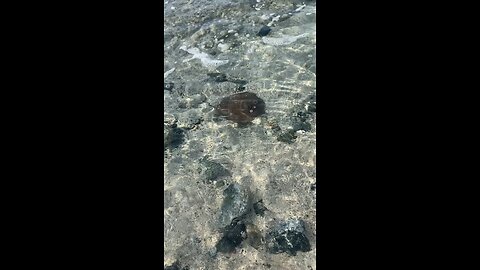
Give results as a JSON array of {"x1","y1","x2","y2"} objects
[{"x1": 164, "y1": 1, "x2": 316, "y2": 269}]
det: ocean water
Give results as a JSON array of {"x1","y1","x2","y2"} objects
[{"x1": 164, "y1": 1, "x2": 316, "y2": 269}]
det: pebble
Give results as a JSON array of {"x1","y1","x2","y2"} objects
[
  {"x1": 164, "y1": 82, "x2": 174, "y2": 91},
  {"x1": 164, "y1": 113, "x2": 176, "y2": 126},
  {"x1": 257, "y1": 25, "x2": 271, "y2": 37}
]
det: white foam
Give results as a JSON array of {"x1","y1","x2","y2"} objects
[
  {"x1": 295, "y1": 4, "x2": 306, "y2": 12},
  {"x1": 262, "y1": 33, "x2": 309, "y2": 46},
  {"x1": 267, "y1": 15, "x2": 281, "y2": 27},
  {"x1": 164, "y1": 68, "x2": 175, "y2": 78},
  {"x1": 180, "y1": 46, "x2": 229, "y2": 69}
]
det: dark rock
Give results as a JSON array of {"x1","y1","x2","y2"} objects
[
  {"x1": 277, "y1": 130, "x2": 297, "y2": 144},
  {"x1": 214, "y1": 179, "x2": 227, "y2": 188},
  {"x1": 165, "y1": 127, "x2": 185, "y2": 149},
  {"x1": 165, "y1": 261, "x2": 181, "y2": 270},
  {"x1": 219, "y1": 183, "x2": 250, "y2": 227},
  {"x1": 310, "y1": 183, "x2": 316, "y2": 191},
  {"x1": 164, "y1": 262, "x2": 189, "y2": 270},
  {"x1": 257, "y1": 25, "x2": 271, "y2": 37},
  {"x1": 215, "y1": 219, "x2": 247, "y2": 253},
  {"x1": 292, "y1": 120, "x2": 312, "y2": 132},
  {"x1": 296, "y1": 111, "x2": 309, "y2": 122},
  {"x1": 265, "y1": 219, "x2": 311, "y2": 255},
  {"x1": 206, "y1": 73, "x2": 246, "y2": 87},
  {"x1": 303, "y1": 93, "x2": 316, "y2": 113},
  {"x1": 306, "y1": 102, "x2": 316, "y2": 113},
  {"x1": 229, "y1": 78, "x2": 248, "y2": 85},
  {"x1": 215, "y1": 92, "x2": 266, "y2": 124},
  {"x1": 199, "y1": 157, "x2": 231, "y2": 183},
  {"x1": 253, "y1": 200, "x2": 268, "y2": 216},
  {"x1": 237, "y1": 86, "x2": 246, "y2": 92},
  {"x1": 207, "y1": 72, "x2": 228, "y2": 82},
  {"x1": 268, "y1": 121, "x2": 281, "y2": 133},
  {"x1": 164, "y1": 82, "x2": 174, "y2": 91}
]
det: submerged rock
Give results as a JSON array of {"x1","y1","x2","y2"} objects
[
  {"x1": 164, "y1": 261, "x2": 189, "y2": 270},
  {"x1": 277, "y1": 130, "x2": 297, "y2": 144},
  {"x1": 207, "y1": 72, "x2": 228, "y2": 82},
  {"x1": 165, "y1": 125, "x2": 185, "y2": 150},
  {"x1": 253, "y1": 200, "x2": 268, "y2": 216},
  {"x1": 164, "y1": 261, "x2": 180, "y2": 270},
  {"x1": 215, "y1": 92, "x2": 266, "y2": 124},
  {"x1": 199, "y1": 157, "x2": 231, "y2": 183},
  {"x1": 215, "y1": 218, "x2": 247, "y2": 253},
  {"x1": 219, "y1": 183, "x2": 250, "y2": 228},
  {"x1": 265, "y1": 219, "x2": 311, "y2": 255},
  {"x1": 164, "y1": 82, "x2": 174, "y2": 91},
  {"x1": 257, "y1": 25, "x2": 271, "y2": 37}
]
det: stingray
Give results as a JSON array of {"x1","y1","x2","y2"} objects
[{"x1": 214, "y1": 92, "x2": 266, "y2": 124}]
